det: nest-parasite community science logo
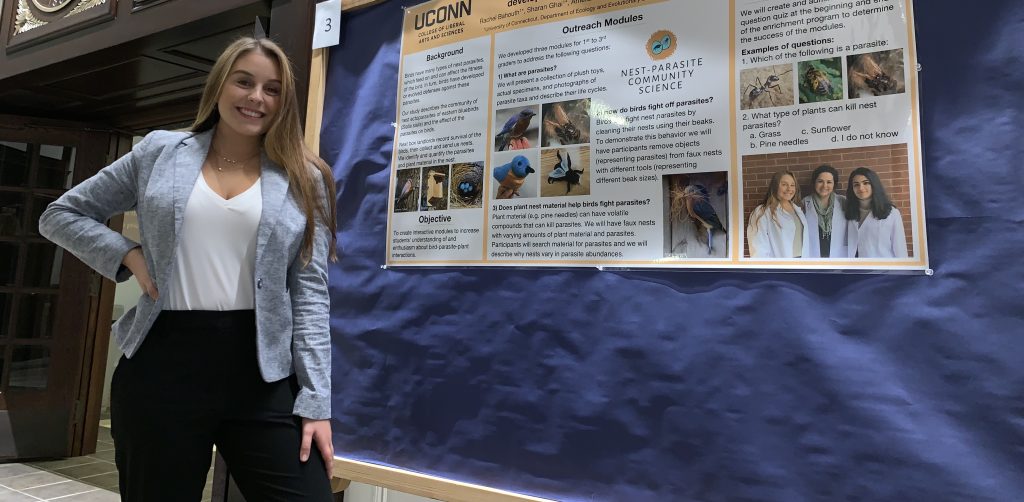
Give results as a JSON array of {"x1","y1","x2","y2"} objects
[{"x1": 647, "y1": 30, "x2": 677, "y2": 60}]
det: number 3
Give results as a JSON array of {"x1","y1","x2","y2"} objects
[{"x1": 325, "y1": 18, "x2": 332, "y2": 32}]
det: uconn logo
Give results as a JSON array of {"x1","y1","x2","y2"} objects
[{"x1": 414, "y1": 0, "x2": 472, "y2": 30}]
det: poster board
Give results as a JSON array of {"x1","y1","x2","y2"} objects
[
  {"x1": 316, "y1": 0, "x2": 1024, "y2": 501},
  {"x1": 384, "y1": 0, "x2": 928, "y2": 270}
]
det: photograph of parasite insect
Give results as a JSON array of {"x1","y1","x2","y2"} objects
[
  {"x1": 541, "y1": 147, "x2": 590, "y2": 197},
  {"x1": 450, "y1": 161, "x2": 484, "y2": 209},
  {"x1": 740, "y1": 64, "x2": 794, "y2": 110},
  {"x1": 798, "y1": 57, "x2": 844, "y2": 103},
  {"x1": 847, "y1": 49, "x2": 905, "y2": 98},
  {"x1": 541, "y1": 98, "x2": 590, "y2": 147},
  {"x1": 393, "y1": 167, "x2": 420, "y2": 213}
]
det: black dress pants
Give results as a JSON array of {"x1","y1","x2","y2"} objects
[{"x1": 110, "y1": 310, "x2": 333, "y2": 502}]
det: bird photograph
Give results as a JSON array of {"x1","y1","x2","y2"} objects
[
  {"x1": 393, "y1": 167, "x2": 420, "y2": 213},
  {"x1": 494, "y1": 106, "x2": 539, "y2": 151},
  {"x1": 665, "y1": 172, "x2": 729, "y2": 257},
  {"x1": 492, "y1": 153, "x2": 536, "y2": 199}
]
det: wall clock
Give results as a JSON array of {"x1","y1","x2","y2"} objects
[{"x1": 31, "y1": 0, "x2": 75, "y2": 13}]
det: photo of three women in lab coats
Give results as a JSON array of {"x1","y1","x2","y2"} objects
[{"x1": 747, "y1": 165, "x2": 908, "y2": 258}]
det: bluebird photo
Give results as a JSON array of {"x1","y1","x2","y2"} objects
[
  {"x1": 494, "y1": 105, "x2": 539, "y2": 151},
  {"x1": 664, "y1": 171, "x2": 729, "y2": 258}
]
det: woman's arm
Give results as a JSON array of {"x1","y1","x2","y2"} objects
[
  {"x1": 287, "y1": 200, "x2": 332, "y2": 421},
  {"x1": 890, "y1": 208, "x2": 908, "y2": 258},
  {"x1": 287, "y1": 198, "x2": 334, "y2": 475},
  {"x1": 747, "y1": 207, "x2": 773, "y2": 257},
  {"x1": 38, "y1": 132, "x2": 157, "y2": 281}
]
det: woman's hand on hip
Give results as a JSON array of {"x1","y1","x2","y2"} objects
[
  {"x1": 300, "y1": 418, "x2": 334, "y2": 478},
  {"x1": 123, "y1": 247, "x2": 158, "y2": 300}
]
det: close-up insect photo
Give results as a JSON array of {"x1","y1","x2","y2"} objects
[
  {"x1": 798, "y1": 57, "x2": 844, "y2": 103},
  {"x1": 541, "y1": 98, "x2": 590, "y2": 147},
  {"x1": 540, "y1": 147, "x2": 590, "y2": 197},
  {"x1": 740, "y1": 64, "x2": 795, "y2": 110},
  {"x1": 847, "y1": 49, "x2": 905, "y2": 98}
]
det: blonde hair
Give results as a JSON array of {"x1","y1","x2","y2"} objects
[
  {"x1": 751, "y1": 170, "x2": 801, "y2": 229},
  {"x1": 192, "y1": 37, "x2": 337, "y2": 264}
]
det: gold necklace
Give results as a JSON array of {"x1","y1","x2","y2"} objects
[{"x1": 211, "y1": 147, "x2": 259, "y2": 172}]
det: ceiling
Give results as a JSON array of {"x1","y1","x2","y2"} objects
[{"x1": 0, "y1": 7, "x2": 264, "y2": 134}]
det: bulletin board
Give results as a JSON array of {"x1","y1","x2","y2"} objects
[{"x1": 317, "y1": 0, "x2": 1024, "y2": 500}]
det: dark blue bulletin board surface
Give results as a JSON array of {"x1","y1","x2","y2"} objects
[{"x1": 322, "y1": 1, "x2": 1024, "y2": 500}]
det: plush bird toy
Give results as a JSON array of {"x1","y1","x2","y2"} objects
[
  {"x1": 495, "y1": 109, "x2": 536, "y2": 151},
  {"x1": 493, "y1": 155, "x2": 534, "y2": 199}
]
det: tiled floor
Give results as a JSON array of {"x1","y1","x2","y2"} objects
[
  {"x1": 1, "y1": 423, "x2": 214, "y2": 502},
  {"x1": 0, "y1": 463, "x2": 118, "y2": 501}
]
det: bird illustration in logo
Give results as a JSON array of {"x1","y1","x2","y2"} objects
[
  {"x1": 493, "y1": 155, "x2": 534, "y2": 199},
  {"x1": 494, "y1": 108, "x2": 536, "y2": 151}
]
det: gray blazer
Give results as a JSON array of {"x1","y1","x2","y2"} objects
[{"x1": 39, "y1": 130, "x2": 331, "y2": 419}]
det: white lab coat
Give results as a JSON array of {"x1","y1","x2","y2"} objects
[
  {"x1": 802, "y1": 194, "x2": 848, "y2": 258},
  {"x1": 747, "y1": 204, "x2": 810, "y2": 258},
  {"x1": 847, "y1": 206, "x2": 909, "y2": 258}
]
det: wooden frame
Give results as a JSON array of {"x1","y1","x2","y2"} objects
[
  {"x1": 7, "y1": 0, "x2": 117, "y2": 52},
  {"x1": 332, "y1": 458, "x2": 555, "y2": 502},
  {"x1": 131, "y1": 0, "x2": 173, "y2": 13}
]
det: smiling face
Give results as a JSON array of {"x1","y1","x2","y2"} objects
[
  {"x1": 814, "y1": 172, "x2": 835, "y2": 200},
  {"x1": 851, "y1": 174, "x2": 873, "y2": 201},
  {"x1": 776, "y1": 173, "x2": 797, "y2": 202},
  {"x1": 216, "y1": 51, "x2": 282, "y2": 138}
]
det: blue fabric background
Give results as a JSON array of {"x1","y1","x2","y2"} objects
[{"x1": 322, "y1": 1, "x2": 1024, "y2": 500}]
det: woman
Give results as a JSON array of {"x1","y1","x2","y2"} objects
[
  {"x1": 802, "y1": 164, "x2": 848, "y2": 258},
  {"x1": 843, "y1": 167, "x2": 908, "y2": 258},
  {"x1": 747, "y1": 170, "x2": 810, "y2": 258},
  {"x1": 39, "y1": 38, "x2": 337, "y2": 501}
]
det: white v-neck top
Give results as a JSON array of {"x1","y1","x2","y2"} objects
[{"x1": 165, "y1": 173, "x2": 263, "y2": 310}]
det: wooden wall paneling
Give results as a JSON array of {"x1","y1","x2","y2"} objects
[
  {"x1": 270, "y1": 0, "x2": 315, "y2": 124},
  {"x1": 7, "y1": 0, "x2": 118, "y2": 53}
]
